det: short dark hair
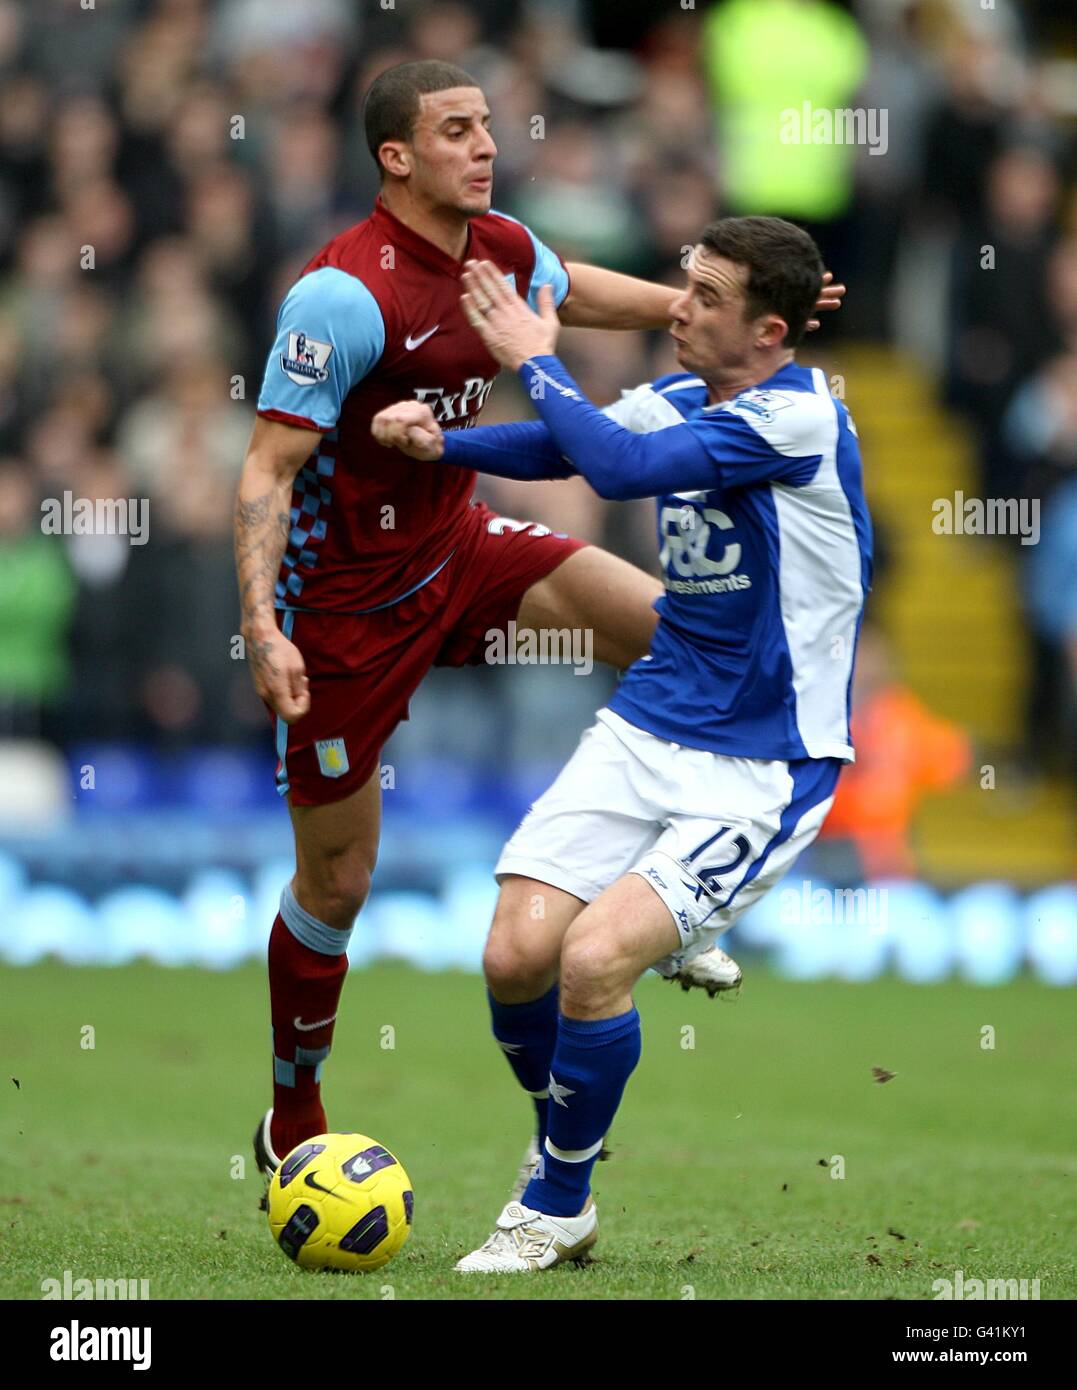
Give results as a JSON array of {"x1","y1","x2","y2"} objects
[
  {"x1": 363, "y1": 60, "x2": 480, "y2": 177},
  {"x1": 698, "y1": 217, "x2": 823, "y2": 347}
]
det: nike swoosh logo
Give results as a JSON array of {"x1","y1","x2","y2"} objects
[
  {"x1": 405, "y1": 325, "x2": 439, "y2": 350},
  {"x1": 294, "y1": 1014, "x2": 337, "y2": 1032},
  {"x1": 304, "y1": 1172, "x2": 336, "y2": 1195}
]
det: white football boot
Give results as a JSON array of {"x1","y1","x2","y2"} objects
[
  {"x1": 670, "y1": 943, "x2": 743, "y2": 997},
  {"x1": 455, "y1": 1198, "x2": 598, "y2": 1272}
]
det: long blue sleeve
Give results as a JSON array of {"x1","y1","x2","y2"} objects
[
  {"x1": 517, "y1": 355, "x2": 719, "y2": 500},
  {"x1": 441, "y1": 419, "x2": 576, "y2": 481}
]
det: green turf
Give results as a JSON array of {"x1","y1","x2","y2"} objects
[{"x1": 1, "y1": 962, "x2": 1073, "y2": 1300}]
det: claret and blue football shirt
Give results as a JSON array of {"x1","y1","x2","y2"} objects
[{"x1": 256, "y1": 197, "x2": 570, "y2": 613}]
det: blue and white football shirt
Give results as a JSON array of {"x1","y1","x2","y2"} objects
[{"x1": 602, "y1": 363, "x2": 872, "y2": 762}]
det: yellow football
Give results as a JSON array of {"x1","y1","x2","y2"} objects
[{"x1": 267, "y1": 1132, "x2": 413, "y2": 1272}]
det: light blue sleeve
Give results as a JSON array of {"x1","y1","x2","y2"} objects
[
  {"x1": 524, "y1": 226, "x2": 570, "y2": 311},
  {"x1": 257, "y1": 266, "x2": 385, "y2": 431},
  {"x1": 492, "y1": 210, "x2": 571, "y2": 311}
]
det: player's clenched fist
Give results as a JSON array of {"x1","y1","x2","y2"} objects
[
  {"x1": 246, "y1": 626, "x2": 310, "y2": 724},
  {"x1": 371, "y1": 401, "x2": 445, "y2": 460}
]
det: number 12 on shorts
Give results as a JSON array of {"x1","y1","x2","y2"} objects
[{"x1": 683, "y1": 826, "x2": 752, "y2": 905}]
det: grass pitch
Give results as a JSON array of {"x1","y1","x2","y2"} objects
[{"x1": 1, "y1": 961, "x2": 1073, "y2": 1300}]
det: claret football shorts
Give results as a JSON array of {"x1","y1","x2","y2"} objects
[{"x1": 271, "y1": 503, "x2": 585, "y2": 806}]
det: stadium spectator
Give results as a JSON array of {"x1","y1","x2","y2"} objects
[
  {"x1": 700, "y1": 0, "x2": 869, "y2": 273},
  {"x1": 1003, "y1": 350, "x2": 1077, "y2": 504},
  {"x1": 0, "y1": 458, "x2": 75, "y2": 739},
  {"x1": 1025, "y1": 475, "x2": 1077, "y2": 782},
  {"x1": 946, "y1": 144, "x2": 1063, "y2": 498}
]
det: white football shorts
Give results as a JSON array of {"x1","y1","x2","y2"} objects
[{"x1": 495, "y1": 709, "x2": 841, "y2": 975}]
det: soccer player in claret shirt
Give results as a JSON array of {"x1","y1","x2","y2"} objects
[
  {"x1": 235, "y1": 61, "x2": 841, "y2": 1187},
  {"x1": 373, "y1": 217, "x2": 871, "y2": 1270}
]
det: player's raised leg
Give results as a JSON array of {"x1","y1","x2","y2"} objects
[
  {"x1": 517, "y1": 545, "x2": 662, "y2": 671},
  {"x1": 457, "y1": 872, "x2": 677, "y2": 1272},
  {"x1": 258, "y1": 770, "x2": 381, "y2": 1174}
]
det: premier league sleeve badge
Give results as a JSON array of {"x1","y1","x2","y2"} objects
[{"x1": 281, "y1": 331, "x2": 334, "y2": 386}]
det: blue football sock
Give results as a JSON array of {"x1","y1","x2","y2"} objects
[
  {"x1": 487, "y1": 985, "x2": 560, "y2": 1148},
  {"x1": 523, "y1": 1008, "x2": 641, "y2": 1217}
]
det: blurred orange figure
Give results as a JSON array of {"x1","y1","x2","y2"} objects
[{"x1": 820, "y1": 625, "x2": 972, "y2": 878}]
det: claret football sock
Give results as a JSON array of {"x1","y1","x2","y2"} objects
[
  {"x1": 488, "y1": 984, "x2": 560, "y2": 1149},
  {"x1": 268, "y1": 882, "x2": 353, "y2": 1159},
  {"x1": 524, "y1": 1007, "x2": 641, "y2": 1218}
]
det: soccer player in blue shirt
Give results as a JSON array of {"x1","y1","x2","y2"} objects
[{"x1": 374, "y1": 216, "x2": 873, "y2": 1273}]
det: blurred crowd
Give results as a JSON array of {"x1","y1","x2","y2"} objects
[{"x1": 0, "y1": 0, "x2": 1074, "y2": 784}]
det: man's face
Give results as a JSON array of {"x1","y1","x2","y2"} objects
[
  {"x1": 395, "y1": 86, "x2": 497, "y2": 217},
  {"x1": 668, "y1": 248, "x2": 782, "y2": 380}
]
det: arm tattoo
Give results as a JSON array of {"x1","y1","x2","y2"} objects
[{"x1": 234, "y1": 482, "x2": 291, "y2": 648}]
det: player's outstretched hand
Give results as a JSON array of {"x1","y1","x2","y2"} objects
[
  {"x1": 372, "y1": 401, "x2": 445, "y2": 460},
  {"x1": 806, "y1": 271, "x2": 846, "y2": 333},
  {"x1": 247, "y1": 627, "x2": 310, "y2": 725},
  {"x1": 460, "y1": 259, "x2": 559, "y2": 370}
]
